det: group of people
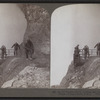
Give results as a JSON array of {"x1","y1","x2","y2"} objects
[
  {"x1": 73, "y1": 42, "x2": 100, "y2": 67},
  {"x1": 0, "y1": 39, "x2": 34, "y2": 60}
]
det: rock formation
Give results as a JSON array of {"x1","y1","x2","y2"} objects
[
  {"x1": 2, "y1": 66, "x2": 49, "y2": 88},
  {"x1": 18, "y1": 4, "x2": 50, "y2": 56},
  {"x1": 60, "y1": 57, "x2": 100, "y2": 89}
]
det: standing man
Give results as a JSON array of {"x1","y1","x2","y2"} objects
[
  {"x1": 83, "y1": 45, "x2": 90, "y2": 60},
  {"x1": 1, "y1": 45, "x2": 7, "y2": 59},
  {"x1": 11, "y1": 42, "x2": 20, "y2": 56},
  {"x1": 94, "y1": 42, "x2": 100, "y2": 56},
  {"x1": 73, "y1": 45, "x2": 80, "y2": 66},
  {"x1": 24, "y1": 39, "x2": 34, "y2": 60}
]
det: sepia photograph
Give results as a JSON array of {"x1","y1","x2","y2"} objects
[
  {"x1": 0, "y1": 3, "x2": 50, "y2": 88},
  {"x1": 51, "y1": 4, "x2": 100, "y2": 89},
  {"x1": 0, "y1": 2, "x2": 100, "y2": 98}
]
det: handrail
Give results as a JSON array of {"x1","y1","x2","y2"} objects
[
  {"x1": 0, "y1": 48, "x2": 98, "y2": 58},
  {"x1": 6, "y1": 49, "x2": 14, "y2": 56},
  {"x1": 79, "y1": 49, "x2": 97, "y2": 56},
  {"x1": 0, "y1": 49, "x2": 14, "y2": 56}
]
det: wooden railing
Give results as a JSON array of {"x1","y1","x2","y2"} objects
[
  {"x1": 80, "y1": 49, "x2": 97, "y2": 57},
  {"x1": 0, "y1": 48, "x2": 98, "y2": 59},
  {"x1": 6, "y1": 49, "x2": 14, "y2": 56},
  {"x1": 0, "y1": 49, "x2": 14, "y2": 57}
]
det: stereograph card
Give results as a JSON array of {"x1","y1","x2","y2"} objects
[{"x1": 0, "y1": 2, "x2": 99, "y2": 97}]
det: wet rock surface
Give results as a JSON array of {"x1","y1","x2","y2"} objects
[
  {"x1": 2, "y1": 66, "x2": 50, "y2": 88},
  {"x1": 60, "y1": 57, "x2": 100, "y2": 89},
  {"x1": 0, "y1": 56, "x2": 49, "y2": 88}
]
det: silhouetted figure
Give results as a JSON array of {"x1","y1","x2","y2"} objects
[
  {"x1": 11, "y1": 42, "x2": 20, "y2": 56},
  {"x1": 1, "y1": 45, "x2": 6, "y2": 59},
  {"x1": 24, "y1": 39, "x2": 34, "y2": 60},
  {"x1": 94, "y1": 42, "x2": 100, "y2": 56},
  {"x1": 83, "y1": 45, "x2": 90, "y2": 60},
  {"x1": 73, "y1": 45, "x2": 80, "y2": 66}
]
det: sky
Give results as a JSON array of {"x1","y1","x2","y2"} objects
[
  {"x1": 0, "y1": 4, "x2": 27, "y2": 49},
  {"x1": 51, "y1": 4, "x2": 100, "y2": 86}
]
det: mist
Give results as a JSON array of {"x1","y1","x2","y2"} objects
[
  {"x1": 51, "y1": 4, "x2": 100, "y2": 85},
  {"x1": 0, "y1": 4, "x2": 27, "y2": 49}
]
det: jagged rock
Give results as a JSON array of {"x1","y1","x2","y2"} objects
[
  {"x1": 1, "y1": 66, "x2": 50, "y2": 88},
  {"x1": 2, "y1": 79, "x2": 15, "y2": 88},
  {"x1": 68, "y1": 82, "x2": 81, "y2": 89},
  {"x1": 82, "y1": 76, "x2": 100, "y2": 89},
  {"x1": 60, "y1": 57, "x2": 100, "y2": 88},
  {"x1": 82, "y1": 77, "x2": 99, "y2": 88}
]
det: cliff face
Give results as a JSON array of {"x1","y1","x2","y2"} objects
[
  {"x1": 18, "y1": 4, "x2": 50, "y2": 70},
  {"x1": 18, "y1": 4, "x2": 50, "y2": 56},
  {"x1": 60, "y1": 57, "x2": 100, "y2": 89}
]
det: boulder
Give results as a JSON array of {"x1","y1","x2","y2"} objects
[
  {"x1": 2, "y1": 66, "x2": 50, "y2": 88},
  {"x1": 60, "y1": 57, "x2": 100, "y2": 89},
  {"x1": 18, "y1": 4, "x2": 50, "y2": 56},
  {"x1": 82, "y1": 77, "x2": 99, "y2": 88}
]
